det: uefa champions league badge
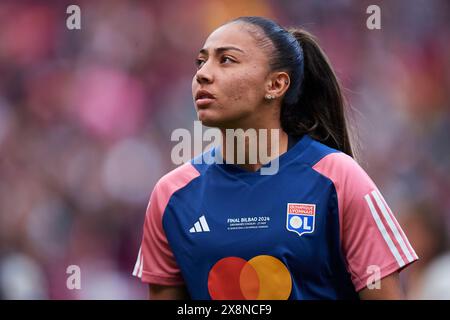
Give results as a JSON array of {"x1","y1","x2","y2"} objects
[{"x1": 286, "y1": 203, "x2": 316, "y2": 237}]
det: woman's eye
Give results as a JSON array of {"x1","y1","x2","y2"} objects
[
  {"x1": 195, "y1": 59, "x2": 205, "y2": 68},
  {"x1": 220, "y1": 56, "x2": 234, "y2": 64}
]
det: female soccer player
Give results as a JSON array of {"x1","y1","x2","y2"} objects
[{"x1": 133, "y1": 16, "x2": 418, "y2": 300}]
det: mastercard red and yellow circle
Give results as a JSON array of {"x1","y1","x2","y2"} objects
[{"x1": 207, "y1": 255, "x2": 292, "y2": 300}]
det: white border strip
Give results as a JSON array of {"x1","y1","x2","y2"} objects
[
  {"x1": 132, "y1": 247, "x2": 142, "y2": 277},
  {"x1": 372, "y1": 190, "x2": 414, "y2": 262},
  {"x1": 364, "y1": 194, "x2": 405, "y2": 267}
]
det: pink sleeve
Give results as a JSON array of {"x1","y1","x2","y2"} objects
[
  {"x1": 313, "y1": 152, "x2": 418, "y2": 292},
  {"x1": 132, "y1": 163, "x2": 200, "y2": 285}
]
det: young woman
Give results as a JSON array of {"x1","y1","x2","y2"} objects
[{"x1": 133, "y1": 16, "x2": 418, "y2": 300}]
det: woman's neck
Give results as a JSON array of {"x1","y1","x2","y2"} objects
[{"x1": 218, "y1": 125, "x2": 289, "y2": 172}]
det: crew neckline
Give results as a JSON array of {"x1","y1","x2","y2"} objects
[{"x1": 211, "y1": 134, "x2": 312, "y2": 177}]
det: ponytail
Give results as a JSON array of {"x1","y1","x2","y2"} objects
[
  {"x1": 230, "y1": 17, "x2": 357, "y2": 159},
  {"x1": 284, "y1": 28, "x2": 355, "y2": 157}
]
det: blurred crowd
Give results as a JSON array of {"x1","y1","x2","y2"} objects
[{"x1": 0, "y1": 0, "x2": 449, "y2": 299}]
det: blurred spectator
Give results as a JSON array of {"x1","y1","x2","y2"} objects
[
  {"x1": 399, "y1": 202, "x2": 450, "y2": 299},
  {"x1": 0, "y1": 0, "x2": 449, "y2": 299}
]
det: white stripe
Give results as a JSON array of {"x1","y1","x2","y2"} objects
[
  {"x1": 199, "y1": 215, "x2": 210, "y2": 232},
  {"x1": 378, "y1": 192, "x2": 418, "y2": 259},
  {"x1": 138, "y1": 253, "x2": 144, "y2": 278},
  {"x1": 189, "y1": 227, "x2": 196, "y2": 233},
  {"x1": 194, "y1": 222, "x2": 202, "y2": 232},
  {"x1": 372, "y1": 190, "x2": 415, "y2": 263},
  {"x1": 394, "y1": 217, "x2": 418, "y2": 259},
  {"x1": 132, "y1": 247, "x2": 142, "y2": 276},
  {"x1": 364, "y1": 194, "x2": 405, "y2": 267}
]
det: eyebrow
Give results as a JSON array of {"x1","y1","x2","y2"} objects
[{"x1": 199, "y1": 46, "x2": 245, "y2": 55}]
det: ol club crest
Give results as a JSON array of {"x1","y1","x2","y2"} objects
[{"x1": 286, "y1": 203, "x2": 316, "y2": 237}]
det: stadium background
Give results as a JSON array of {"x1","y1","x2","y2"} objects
[{"x1": 0, "y1": 0, "x2": 449, "y2": 299}]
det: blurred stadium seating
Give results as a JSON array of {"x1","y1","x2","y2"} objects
[{"x1": 0, "y1": 0, "x2": 449, "y2": 299}]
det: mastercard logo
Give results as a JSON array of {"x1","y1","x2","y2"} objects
[{"x1": 207, "y1": 255, "x2": 292, "y2": 300}]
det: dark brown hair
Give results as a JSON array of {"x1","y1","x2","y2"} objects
[{"x1": 231, "y1": 16, "x2": 356, "y2": 158}]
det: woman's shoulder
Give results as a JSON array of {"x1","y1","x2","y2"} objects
[
  {"x1": 311, "y1": 150, "x2": 373, "y2": 188},
  {"x1": 304, "y1": 137, "x2": 365, "y2": 177},
  {"x1": 153, "y1": 162, "x2": 201, "y2": 195}
]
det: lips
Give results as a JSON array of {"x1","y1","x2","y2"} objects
[
  {"x1": 195, "y1": 90, "x2": 215, "y2": 100},
  {"x1": 195, "y1": 89, "x2": 216, "y2": 107}
]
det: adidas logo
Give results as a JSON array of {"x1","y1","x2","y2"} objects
[{"x1": 189, "y1": 215, "x2": 210, "y2": 233}]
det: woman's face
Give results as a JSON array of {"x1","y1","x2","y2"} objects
[{"x1": 192, "y1": 22, "x2": 271, "y2": 129}]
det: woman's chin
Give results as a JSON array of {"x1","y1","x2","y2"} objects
[
  {"x1": 197, "y1": 111, "x2": 221, "y2": 127},
  {"x1": 198, "y1": 118, "x2": 220, "y2": 128},
  {"x1": 197, "y1": 110, "x2": 239, "y2": 129}
]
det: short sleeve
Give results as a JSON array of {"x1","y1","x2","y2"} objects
[
  {"x1": 313, "y1": 152, "x2": 418, "y2": 292},
  {"x1": 132, "y1": 182, "x2": 184, "y2": 285},
  {"x1": 132, "y1": 162, "x2": 201, "y2": 286}
]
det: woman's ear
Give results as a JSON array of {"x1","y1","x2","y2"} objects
[{"x1": 265, "y1": 72, "x2": 290, "y2": 101}]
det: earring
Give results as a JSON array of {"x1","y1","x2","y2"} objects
[{"x1": 265, "y1": 94, "x2": 274, "y2": 100}]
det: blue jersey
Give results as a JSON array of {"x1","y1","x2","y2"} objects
[{"x1": 133, "y1": 134, "x2": 417, "y2": 299}]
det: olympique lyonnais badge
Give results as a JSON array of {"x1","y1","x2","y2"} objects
[{"x1": 286, "y1": 203, "x2": 316, "y2": 237}]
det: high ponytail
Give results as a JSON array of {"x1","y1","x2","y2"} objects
[
  {"x1": 230, "y1": 17, "x2": 356, "y2": 158},
  {"x1": 284, "y1": 28, "x2": 355, "y2": 157}
]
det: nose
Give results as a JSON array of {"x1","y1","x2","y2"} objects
[{"x1": 195, "y1": 65, "x2": 213, "y2": 85}]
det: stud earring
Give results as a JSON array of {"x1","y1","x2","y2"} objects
[{"x1": 265, "y1": 94, "x2": 274, "y2": 100}]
